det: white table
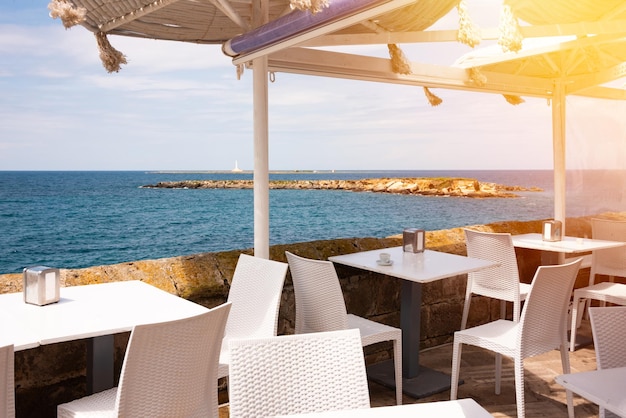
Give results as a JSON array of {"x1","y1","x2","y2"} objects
[
  {"x1": 556, "y1": 367, "x2": 626, "y2": 417},
  {"x1": 0, "y1": 280, "x2": 208, "y2": 393},
  {"x1": 511, "y1": 233, "x2": 625, "y2": 264},
  {"x1": 276, "y1": 398, "x2": 492, "y2": 417},
  {"x1": 329, "y1": 247, "x2": 497, "y2": 399}
]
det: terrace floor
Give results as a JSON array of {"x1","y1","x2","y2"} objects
[{"x1": 218, "y1": 319, "x2": 601, "y2": 417}]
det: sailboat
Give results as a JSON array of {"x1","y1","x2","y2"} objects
[{"x1": 231, "y1": 160, "x2": 243, "y2": 173}]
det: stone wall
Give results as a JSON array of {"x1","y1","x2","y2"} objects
[{"x1": 2, "y1": 213, "x2": 624, "y2": 417}]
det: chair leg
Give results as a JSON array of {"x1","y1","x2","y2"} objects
[
  {"x1": 450, "y1": 337, "x2": 463, "y2": 400},
  {"x1": 514, "y1": 357, "x2": 526, "y2": 418},
  {"x1": 393, "y1": 338, "x2": 402, "y2": 405},
  {"x1": 559, "y1": 343, "x2": 575, "y2": 418},
  {"x1": 495, "y1": 353, "x2": 502, "y2": 395},
  {"x1": 570, "y1": 294, "x2": 581, "y2": 352},
  {"x1": 460, "y1": 292, "x2": 472, "y2": 330}
]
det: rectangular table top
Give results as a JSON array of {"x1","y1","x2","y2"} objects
[
  {"x1": 329, "y1": 247, "x2": 498, "y2": 284},
  {"x1": 0, "y1": 280, "x2": 208, "y2": 350},
  {"x1": 556, "y1": 367, "x2": 626, "y2": 417},
  {"x1": 276, "y1": 398, "x2": 492, "y2": 417},
  {"x1": 512, "y1": 233, "x2": 625, "y2": 254}
]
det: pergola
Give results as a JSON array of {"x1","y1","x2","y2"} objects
[{"x1": 50, "y1": 0, "x2": 626, "y2": 257}]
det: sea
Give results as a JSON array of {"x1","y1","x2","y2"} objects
[{"x1": 1, "y1": 170, "x2": 624, "y2": 274}]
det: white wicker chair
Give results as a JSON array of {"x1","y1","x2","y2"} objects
[
  {"x1": 451, "y1": 258, "x2": 582, "y2": 418},
  {"x1": 569, "y1": 218, "x2": 626, "y2": 351},
  {"x1": 285, "y1": 251, "x2": 402, "y2": 405},
  {"x1": 588, "y1": 306, "x2": 626, "y2": 418},
  {"x1": 0, "y1": 344, "x2": 15, "y2": 418},
  {"x1": 218, "y1": 254, "x2": 288, "y2": 382},
  {"x1": 57, "y1": 302, "x2": 231, "y2": 418},
  {"x1": 461, "y1": 229, "x2": 531, "y2": 329},
  {"x1": 228, "y1": 329, "x2": 371, "y2": 417}
]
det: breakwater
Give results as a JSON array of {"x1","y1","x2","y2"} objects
[{"x1": 141, "y1": 177, "x2": 542, "y2": 198}]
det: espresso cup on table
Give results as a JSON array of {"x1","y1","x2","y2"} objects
[{"x1": 379, "y1": 252, "x2": 391, "y2": 263}]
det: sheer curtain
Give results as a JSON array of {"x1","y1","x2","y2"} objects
[{"x1": 565, "y1": 91, "x2": 626, "y2": 218}]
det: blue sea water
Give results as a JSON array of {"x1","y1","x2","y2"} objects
[{"x1": 1, "y1": 170, "x2": 624, "y2": 274}]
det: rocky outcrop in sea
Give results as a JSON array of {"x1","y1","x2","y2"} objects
[{"x1": 141, "y1": 177, "x2": 542, "y2": 198}]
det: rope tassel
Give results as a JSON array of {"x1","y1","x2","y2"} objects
[
  {"x1": 503, "y1": 95, "x2": 525, "y2": 105},
  {"x1": 468, "y1": 68, "x2": 487, "y2": 87},
  {"x1": 456, "y1": 0, "x2": 480, "y2": 48},
  {"x1": 290, "y1": 0, "x2": 330, "y2": 14},
  {"x1": 498, "y1": 5, "x2": 523, "y2": 53},
  {"x1": 95, "y1": 32, "x2": 127, "y2": 73},
  {"x1": 423, "y1": 87, "x2": 442, "y2": 107},
  {"x1": 387, "y1": 44, "x2": 412, "y2": 75},
  {"x1": 47, "y1": 0, "x2": 86, "y2": 28}
]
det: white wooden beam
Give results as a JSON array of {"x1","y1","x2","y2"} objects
[
  {"x1": 574, "y1": 85, "x2": 626, "y2": 100},
  {"x1": 265, "y1": 47, "x2": 554, "y2": 97},
  {"x1": 566, "y1": 61, "x2": 626, "y2": 94}
]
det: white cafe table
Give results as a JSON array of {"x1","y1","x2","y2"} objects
[
  {"x1": 276, "y1": 398, "x2": 492, "y2": 417},
  {"x1": 329, "y1": 247, "x2": 497, "y2": 399},
  {"x1": 0, "y1": 280, "x2": 208, "y2": 393},
  {"x1": 556, "y1": 367, "x2": 626, "y2": 417},
  {"x1": 511, "y1": 233, "x2": 625, "y2": 265}
]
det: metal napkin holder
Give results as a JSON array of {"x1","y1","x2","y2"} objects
[
  {"x1": 403, "y1": 228, "x2": 425, "y2": 253},
  {"x1": 542, "y1": 220, "x2": 562, "y2": 242},
  {"x1": 23, "y1": 266, "x2": 60, "y2": 306}
]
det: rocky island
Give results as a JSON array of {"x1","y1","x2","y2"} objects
[{"x1": 142, "y1": 177, "x2": 542, "y2": 198}]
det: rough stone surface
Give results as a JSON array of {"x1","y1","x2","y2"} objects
[{"x1": 2, "y1": 212, "x2": 625, "y2": 417}]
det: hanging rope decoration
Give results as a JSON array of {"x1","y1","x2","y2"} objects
[
  {"x1": 95, "y1": 32, "x2": 128, "y2": 73},
  {"x1": 423, "y1": 87, "x2": 443, "y2": 107},
  {"x1": 47, "y1": 0, "x2": 86, "y2": 28},
  {"x1": 468, "y1": 67, "x2": 487, "y2": 86},
  {"x1": 503, "y1": 95, "x2": 525, "y2": 105},
  {"x1": 387, "y1": 44, "x2": 412, "y2": 75},
  {"x1": 498, "y1": 5, "x2": 523, "y2": 53},
  {"x1": 456, "y1": 0, "x2": 480, "y2": 48},
  {"x1": 290, "y1": 0, "x2": 330, "y2": 14}
]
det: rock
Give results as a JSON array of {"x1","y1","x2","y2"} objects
[{"x1": 141, "y1": 177, "x2": 541, "y2": 198}]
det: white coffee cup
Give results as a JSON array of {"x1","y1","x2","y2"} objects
[{"x1": 379, "y1": 252, "x2": 391, "y2": 263}]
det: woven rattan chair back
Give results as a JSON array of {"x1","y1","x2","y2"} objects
[
  {"x1": 228, "y1": 329, "x2": 370, "y2": 417},
  {"x1": 285, "y1": 251, "x2": 403, "y2": 405},
  {"x1": 58, "y1": 303, "x2": 231, "y2": 418},
  {"x1": 462, "y1": 229, "x2": 530, "y2": 329},
  {"x1": 219, "y1": 254, "x2": 288, "y2": 379},
  {"x1": 286, "y1": 251, "x2": 349, "y2": 334},
  {"x1": 589, "y1": 306, "x2": 626, "y2": 418},
  {"x1": 451, "y1": 258, "x2": 582, "y2": 418},
  {"x1": 590, "y1": 218, "x2": 626, "y2": 284}
]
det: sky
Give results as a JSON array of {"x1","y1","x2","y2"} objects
[{"x1": 0, "y1": 0, "x2": 624, "y2": 171}]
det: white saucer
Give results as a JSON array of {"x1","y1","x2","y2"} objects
[{"x1": 376, "y1": 259, "x2": 393, "y2": 266}]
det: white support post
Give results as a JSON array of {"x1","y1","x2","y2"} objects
[{"x1": 552, "y1": 82, "x2": 567, "y2": 235}]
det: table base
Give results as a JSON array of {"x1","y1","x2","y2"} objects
[
  {"x1": 568, "y1": 331, "x2": 593, "y2": 351},
  {"x1": 367, "y1": 359, "x2": 461, "y2": 399},
  {"x1": 87, "y1": 335, "x2": 114, "y2": 394}
]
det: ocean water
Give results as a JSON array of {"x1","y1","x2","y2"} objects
[{"x1": 1, "y1": 170, "x2": 624, "y2": 274}]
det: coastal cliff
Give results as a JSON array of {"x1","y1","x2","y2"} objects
[{"x1": 141, "y1": 177, "x2": 542, "y2": 198}]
